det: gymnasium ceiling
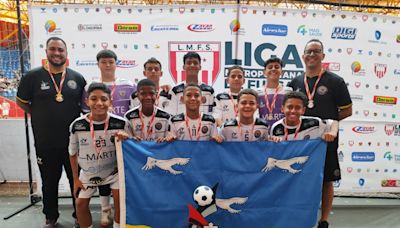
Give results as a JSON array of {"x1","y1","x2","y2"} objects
[{"x1": 1, "y1": 0, "x2": 399, "y2": 24}]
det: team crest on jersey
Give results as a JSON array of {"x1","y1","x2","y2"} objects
[
  {"x1": 223, "y1": 104, "x2": 229, "y2": 111},
  {"x1": 119, "y1": 90, "x2": 126, "y2": 97},
  {"x1": 67, "y1": 80, "x2": 77, "y2": 89},
  {"x1": 155, "y1": 122, "x2": 162, "y2": 130},
  {"x1": 317, "y1": 85, "x2": 328, "y2": 95},
  {"x1": 303, "y1": 135, "x2": 311, "y2": 140},
  {"x1": 168, "y1": 41, "x2": 221, "y2": 85},
  {"x1": 135, "y1": 124, "x2": 142, "y2": 132},
  {"x1": 231, "y1": 132, "x2": 238, "y2": 139},
  {"x1": 201, "y1": 126, "x2": 209, "y2": 134},
  {"x1": 254, "y1": 130, "x2": 261, "y2": 138},
  {"x1": 178, "y1": 127, "x2": 185, "y2": 137},
  {"x1": 80, "y1": 138, "x2": 89, "y2": 145}
]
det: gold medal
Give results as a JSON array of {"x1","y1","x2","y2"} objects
[
  {"x1": 268, "y1": 113, "x2": 273, "y2": 120},
  {"x1": 307, "y1": 100, "x2": 314, "y2": 109},
  {"x1": 55, "y1": 93, "x2": 64, "y2": 102}
]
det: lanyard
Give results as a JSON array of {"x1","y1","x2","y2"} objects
[
  {"x1": 283, "y1": 118, "x2": 301, "y2": 140},
  {"x1": 304, "y1": 69, "x2": 324, "y2": 108},
  {"x1": 228, "y1": 92, "x2": 238, "y2": 117},
  {"x1": 185, "y1": 113, "x2": 202, "y2": 141},
  {"x1": 89, "y1": 113, "x2": 109, "y2": 155},
  {"x1": 237, "y1": 118, "x2": 255, "y2": 141},
  {"x1": 48, "y1": 70, "x2": 66, "y2": 102},
  {"x1": 264, "y1": 85, "x2": 280, "y2": 119},
  {"x1": 139, "y1": 107, "x2": 157, "y2": 140}
]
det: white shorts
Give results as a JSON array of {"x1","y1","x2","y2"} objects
[{"x1": 78, "y1": 173, "x2": 119, "y2": 198}]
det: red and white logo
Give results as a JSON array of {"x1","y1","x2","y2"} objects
[
  {"x1": 374, "y1": 63, "x2": 387, "y2": 78},
  {"x1": 168, "y1": 41, "x2": 221, "y2": 85},
  {"x1": 384, "y1": 124, "x2": 395, "y2": 136}
]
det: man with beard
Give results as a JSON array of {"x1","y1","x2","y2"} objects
[{"x1": 17, "y1": 37, "x2": 86, "y2": 228}]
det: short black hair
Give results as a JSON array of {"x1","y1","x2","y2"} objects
[
  {"x1": 183, "y1": 83, "x2": 202, "y2": 94},
  {"x1": 226, "y1": 65, "x2": 244, "y2": 77},
  {"x1": 183, "y1": 52, "x2": 201, "y2": 64},
  {"x1": 96, "y1": 49, "x2": 117, "y2": 61},
  {"x1": 46, "y1": 37, "x2": 67, "y2": 48},
  {"x1": 137, "y1": 79, "x2": 156, "y2": 91},
  {"x1": 264, "y1": 57, "x2": 283, "y2": 68},
  {"x1": 304, "y1": 39, "x2": 324, "y2": 53},
  {"x1": 237, "y1": 88, "x2": 258, "y2": 102},
  {"x1": 283, "y1": 91, "x2": 308, "y2": 107},
  {"x1": 143, "y1": 57, "x2": 162, "y2": 70},
  {"x1": 87, "y1": 82, "x2": 111, "y2": 97}
]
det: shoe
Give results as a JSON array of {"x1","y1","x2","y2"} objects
[
  {"x1": 43, "y1": 218, "x2": 58, "y2": 228},
  {"x1": 73, "y1": 219, "x2": 80, "y2": 228},
  {"x1": 318, "y1": 220, "x2": 329, "y2": 228},
  {"x1": 100, "y1": 208, "x2": 112, "y2": 227}
]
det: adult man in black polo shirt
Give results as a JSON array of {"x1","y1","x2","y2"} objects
[
  {"x1": 17, "y1": 37, "x2": 86, "y2": 228},
  {"x1": 288, "y1": 39, "x2": 352, "y2": 228}
]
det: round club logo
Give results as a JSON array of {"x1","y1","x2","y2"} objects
[
  {"x1": 230, "y1": 19, "x2": 240, "y2": 32},
  {"x1": 45, "y1": 20, "x2": 56, "y2": 33},
  {"x1": 351, "y1": 61, "x2": 361, "y2": 73}
]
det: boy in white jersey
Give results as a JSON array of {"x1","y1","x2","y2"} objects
[
  {"x1": 214, "y1": 66, "x2": 245, "y2": 127},
  {"x1": 130, "y1": 58, "x2": 170, "y2": 109},
  {"x1": 125, "y1": 79, "x2": 171, "y2": 142},
  {"x1": 165, "y1": 52, "x2": 215, "y2": 115},
  {"x1": 221, "y1": 89, "x2": 272, "y2": 142},
  {"x1": 69, "y1": 82, "x2": 131, "y2": 228},
  {"x1": 257, "y1": 57, "x2": 292, "y2": 127},
  {"x1": 270, "y1": 91, "x2": 338, "y2": 142},
  {"x1": 167, "y1": 83, "x2": 222, "y2": 142},
  {"x1": 81, "y1": 49, "x2": 135, "y2": 226}
]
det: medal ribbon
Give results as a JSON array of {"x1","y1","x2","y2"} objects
[
  {"x1": 237, "y1": 118, "x2": 255, "y2": 141},
  {"x1": 264, "y1": 85, "x2": 280, "y2": 117},
  {"x1": 304, "y1": 69, "x2": 324, "y2": 104},
  {"x1": 185, "y1": 113, "x2": 202, "y2": 141},
  {"x1": 283, "y1": 118, "x2": 301, "y2": 140},
  {"x1": 89, "y1": 113, "x2": 109, "y2": 155},
  {"x1": 48, "y1": 70, "x2": 66, "y2": 97},
  {"x1": 139, "y1": 107, "x2": 157, "y2": 140},
  {"x1": 228, "y1": 92, "x2": 238, "y2": 117}
]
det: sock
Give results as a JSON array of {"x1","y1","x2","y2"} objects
[
  {"x1": 100, "y1": 195, "x2": 111, "y2": 211},
  {"x1": 113, "y1": 221, "x2": 120, "y2": 228}
]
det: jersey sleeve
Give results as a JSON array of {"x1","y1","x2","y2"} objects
[
  {"x1": 168, "y1": 120, "x2": 178, "y2": 138},
  {"x1": 165, "y1": 90, "x2": 178, "y2": 115},
  {"x1": 334, "y1": 78, "x2": 352, "y2": 109},
  {"x1": 16, "y1": 74, "x2": 33, "y2": 104},
  {"x1": 124, "y1": 120, "x2": 134, "y2": 138},
  {"x1": 213, "y1": 97, "x2": 223, "y2": 121},
  {"x1": 68, "y1": 122, "x2": 79, "y2": 156}
]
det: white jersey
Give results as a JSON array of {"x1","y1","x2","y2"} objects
[
  {"x1": 165, "y1": 82, "x2": 215, "y2": 115},
  {"x1": 169, "y1": 113, "x2": 218, "y2": 141},
  {"x1": 213, "y1": 91, "x2": 238, "y2": 123},
  {"x1": 270, "y1": 116, "x2": 333, "y2": 140},
  {"x1": 124, "y1": 106, "x2": 171, "y2": 140},
  {"x1": 130, "y1": 89, "x2": 171, "y2": 110},
  {"x1": 221, "y1": 117, "x2": 269, "y2": 141},
  {"x1": 69, "y1": 113, "x2": 132, "y2": 186}
]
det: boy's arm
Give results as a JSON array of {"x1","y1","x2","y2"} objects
[{"x1": 322, "y1": 120, "x2": 338, "y2": 142}]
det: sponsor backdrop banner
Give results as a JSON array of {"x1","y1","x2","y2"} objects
[
  {"x1": 28, "y1": 5, "x2": 400, "y2": 192},
  {"x1": 117, "y1": 139, "x2": 326, "y2": 228}
]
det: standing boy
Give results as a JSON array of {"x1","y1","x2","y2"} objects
[
  {"x1": 221, "y1": 89, "x2": 270, "y2": 142},
  {"x1": 125, "y1": 79, "x2": 171, "y2": 142},
  {"x1": 166, "y1": 52, "x2": 215, "y2": 115},
  {"x1": 257, "y1": 57, "x2": 292, "y2": 126},
  {"x1": 167, "y1": 83, "x2": 221, "y2": 142},
  {"x1": 69, "y1": 82, "x2": 131, "y2": 228},
  {"x1": 214, "y1": 66, "x2": 245, "y2": 127},
  {"x1": 130, "y1": 58, "x2": 170, "y2": 110}
]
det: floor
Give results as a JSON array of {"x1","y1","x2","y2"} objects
[{"x1": 1, "y1": 196, "x2": 400, "y2": 228}]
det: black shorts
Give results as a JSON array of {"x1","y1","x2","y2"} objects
[{"x1": 324, "y1": 149, "x2": 341, "y2": 182}]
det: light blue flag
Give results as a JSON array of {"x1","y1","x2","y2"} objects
[{"x1": 118, "y1": 139, "x2": 326, "y2": 228}]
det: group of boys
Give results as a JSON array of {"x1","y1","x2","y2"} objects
[
  {"x1": 18, "y1": 37, "x2": 351, "y2": 228},
  {"x1": 71, "y1": 42, "x2": 345, "y2": 228}
]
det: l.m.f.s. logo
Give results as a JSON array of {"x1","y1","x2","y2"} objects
[{"x1": 168, "y1": 41, "x2": 221, "y2": 85}]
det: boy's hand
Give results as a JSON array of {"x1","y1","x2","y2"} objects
[
  {"x1": 268, "y1": 136, "x2": 282, "y2": 143},
  {"x1": 212, "y1": 135, "x2": 224, "y2": 144},
  {"x1": 132, "y1": 135, "x2": 142, "y2": 141},
  {"x1": 164, "y1": 135, "x2": 177, "y2": 142},
  {"x1": 322, "y1": 132, "x2": 336, "y2": 142},
  {"x1": 73, "y1": 179, "x2": 85, "y2": 198},
  {"x1": 115, "y1": 131, "x2": 129, "y2": 141}
]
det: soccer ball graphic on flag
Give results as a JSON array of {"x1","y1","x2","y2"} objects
[{"x1": 193, "y1": 185, "x2": 214, "y2": 206}]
